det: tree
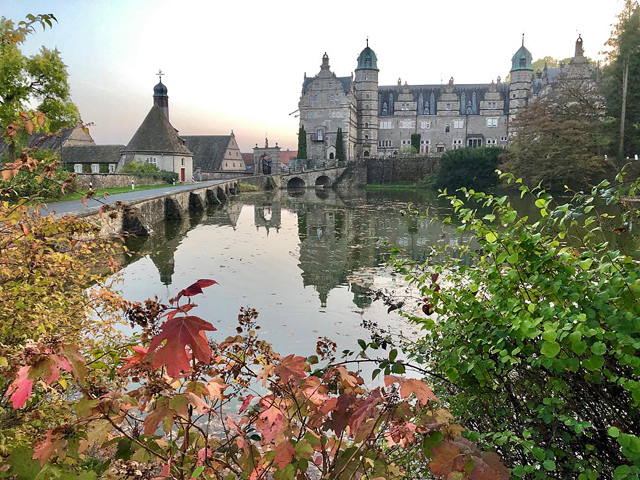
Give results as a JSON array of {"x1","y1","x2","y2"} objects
[
  {"x1": 603, "y1": 1, "x2": 640, "y2": 159},
  {"x1": 335, "y1": 127, "x2": 345, "y2": 161},
  {"x1": 0, "y1": 16, "x2": 79, "y2": 161},
  {"x1": 500, "y1": 75, "x2": 612, "y2": 191},
  {"x1": 297, "y1": 125, "x2": 307, "y2": 160},
  {"x1": 386, "y1": 172, "x2": 640, "y2": 478},
  {"x1": 435, "y1": 146, "x2": 501, "y2": 191},
  {"x1": 410, "y1": 133, "x2": 420, "y2": 153}
]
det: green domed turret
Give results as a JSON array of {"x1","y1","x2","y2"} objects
[
  {"x1": 154, "y1": 79, "x2": 168, "y2": 97},
  {"x1": 356, "y1": 40, "x2": 378, "y2": 71},
  {"x1": 511, "y1": 37, "x2": 533, "y2": 72}
]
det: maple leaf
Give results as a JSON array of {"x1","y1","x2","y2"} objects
[
  {"x1": 33, "y1": 429, "x2": 65, "y2": 466},
  {"x1": 174, "y1": 279, "x2": 218, "y2": 302},
  {"x1": 257, "y1": 403, "x2": 285, "y2": 443},
  {"x1": 429, "y1": 441, "x2": 463, "y2": 477},
  {"x1": 205, "y1": 377, "x2": 228, "y2": 401},
  {"x1": 274, "y1": 440, "x2": 296, "y2": 469},
  {"x1": 117, "y1": 346, "x2": 149, "y2": 373},
  {"x1": 146, "y1": 315, "x2": 216, "y2": 377},
  {"x1": 6, "y1": 366, "x2": 34, "y2": 409},
  {"x1": 144, "y1": 399, "x2": 175, "y2": 435},
  {"x1": 256, "y1": 363, "x2": 275, "y2": 387},
  {"x1": 239, "y1": 394, "x2": 256, "y2": 413},
  {"x1": 274, "y1": 354, "x2": 308, "y2": 382},
  {"x1": 348, "y1": 389, "x2": 382, "y2": 436},
  {"x1": 384, "y1": 375, "x2": 439, "y2": 405}
]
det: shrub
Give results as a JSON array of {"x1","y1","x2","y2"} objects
[{"x1": 434, "y1": 147, "x2": 501, "y2": 191}]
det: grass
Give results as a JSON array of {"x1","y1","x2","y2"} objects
[
  {"x1": 44, "y1": 183, "x2": 172, "y2": 203},
  {"x1": 238, "y1": 182, "x2": 261, "y2": 192}
]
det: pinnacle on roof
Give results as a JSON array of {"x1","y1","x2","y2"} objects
[
  {"x1": 356, "y1": 40, "x2": 378, "y2": 71},
  {"x1": 511, "y1": 34, "x2": 533, "y2": 72}
]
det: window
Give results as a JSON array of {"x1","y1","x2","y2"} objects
[
  {"x1": 365, "y1": 74, "x2": 369, "y2": 80},
  {"x1": 317, "y1": 129, "x2": 323, "y2": 141},
  {"x1": 400, "y1": 120, "x2": 415, "y2": 129},
  {"x1": 446, "y1": 103, "x2": 452, "y2": 110},
  {"x1": 146, "y1": 157, "x2": 157, "y2": 165},
  {"x1": 486, "y1": 139, "x2": 497, "y2": 146},
  {"x1": 454, "y1": 120, "x2": 464, "y2": 129},
  {"x1": 181, "y1": 158, "x2": 185, "y2": 166},
  {"x1": 307, "y1": 112, "x2": 315, "y2": 119},
  {"x1": 365, "y1": 122, "x2": 369, "y2": 128},
  {"x1": 225, "y1": 162, "x2": 228, "y2": 167},
  {"x1": 233, "y1": 162, "x2": 236, "y2": 168},
  {"x1": 365, "y1": 135, "x2": 369, "y2": 139},
  {"x1": 488, "y1": 102, "x2": 497, "y2": 109},
  {"x1": 468, "y1": 138, "x2": 483, "y2": 148},
  {"x1": 486, "y1": 118, "x2": 498, "y2": 127},
  {"x1": 380, "y1": 120, "x2": 393, "y2": 129},
  {"x1": 365, "y1": 94, "x2": 370, "y2": 99},
  {"x1": 109, "y1": 164, "x2": 115, "y2": 173},
  {"x1": 74, "y1": 164, "x2": 82, "y2": 173},
  {"x1": 401, "y1": 140, "x2": 409, "y2": 146},
  {"x1": 92, "y1": 164, "x2": 99, "y2": 173},
  {"x1": 402, "y1": 103, "x2": 409, "y2": 111},
  {"x1": 327, "y1": 82, "x2": 332, "y2": 89},
  {"x1": 421, "y1": 121, "x2": 431, "y2": 130},
  {"x1": 501, "y1": 136, "x2": 508, "y2": 142},
  {"x1": 452, "y1": 139, "x2": 463, "y2": 149},
  {"x1": 437, "y1": 145, "x2": 445, "y2": 153},
  {"x1": 445, "y1": 124, "x2": 451, "y2": 133},
  {"x1": 420, "y1": 140, "x2": 430, "y2": 154}
]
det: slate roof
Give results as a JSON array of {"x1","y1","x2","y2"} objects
[
  {"x1": 0, "y1": 126, "x2": 88, "y2": 157},
  {"x1": 182, "y1": 135, "x2": 231, "y2": 172},
  {"x1": 62, "y1": 145, "x2": 124, "y2": 164},
  {"x1": 302, "y1": 76, "x2": 352, "y2": 95},
  {"x1": 377, "y1": 83, "x2": 511, "y2": 115},
  {"x1": 123, "y1": 105, "x2": 191, "y2": 156}
]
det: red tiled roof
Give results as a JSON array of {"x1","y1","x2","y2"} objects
[
  {"x1": 279, "y1": 150, "x2": 298, "y2": 165},
  {"x1": 241, "y1": 153, "x2": 254, "y2": 166}
]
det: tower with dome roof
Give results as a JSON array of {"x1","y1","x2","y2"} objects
[{"x1": 354, "y1": 39, "x2": 379, "y2": 157}]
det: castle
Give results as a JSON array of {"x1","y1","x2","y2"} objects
[{"x1": 298, "y1": 36, "x2": 598, "y2": 161}]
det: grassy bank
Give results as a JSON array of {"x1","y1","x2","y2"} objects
[{"x1": 44, "y1": 183, "x2": 172, "y2": 203}]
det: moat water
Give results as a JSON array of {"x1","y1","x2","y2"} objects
[{"x1": 117, "y1": 188, "x2": 638, "y2": 359}]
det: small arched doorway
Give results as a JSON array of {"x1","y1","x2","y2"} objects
[
  {"x1": 363, "y1": 151, "x2": 370, "y2": 157},
  {"x1": 329, "y1": 152, "x2": 335, "y2": 160}
]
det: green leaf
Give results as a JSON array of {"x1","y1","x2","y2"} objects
[
  {"x1": 543, "y1": 460, "x2": 556, "y2": 471},
  {"x1": 192, "y1": 466, "x2": 205, "y2": 477},
  {"x1": 608, "y1": 426, "x2": 620, "y2": 438},
  {"x1": 513, "y1": 465, "x2": 527, "y2": 477},
  {"x1": 541, "y1": 341, "x2": 561, "y2": 358},
  {"x1": 535, "y1": 198, "x2": 546, "y2": 208},
  {"x1": 392, "y1": 362, "x2": 406, "y2": 374},
  {"x1": 485, "y1": 232, "x2": 497, "y2": 243},
  {"x1": 542, "y1": 329, "x2": 557, "y2": 343},
  {"x1": 590, "y1": 342, "x2": 606, "y2": 356},
  {"x1": 583, "y1": 355, "x2": 605, "y2": 371},
  {"x1": 357, "y1": 339, "x2": 367, "y2": 350},
  {"x1": 389, "y1": 349, "x2": 398, "y2": 362}
]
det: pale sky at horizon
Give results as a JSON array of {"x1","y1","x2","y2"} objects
[{"x1": 3, "y1": 0, "x2": 624, "y2": 152}]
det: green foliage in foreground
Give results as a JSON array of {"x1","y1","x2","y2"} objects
[
  {"x1": 392, "y1": 169, "x2": 640, "y2": 478},
  {"x1": 433, "y1": 147, "x2": 502, "y2": 191}
]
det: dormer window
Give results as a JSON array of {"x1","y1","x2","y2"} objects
[
  {"x1": 520, "y1": 57, "x2": 526, "y2": 68},
  {"x1": 365, "y1": 58, "x2": 371, "y2": 67}
]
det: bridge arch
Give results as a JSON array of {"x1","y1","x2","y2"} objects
[
  {"x1": 315, "y1": 175, "x2": 331, "y2": 188},
  {"x1": 287, "y1": 177, "x2": 306, "y2": 189}
]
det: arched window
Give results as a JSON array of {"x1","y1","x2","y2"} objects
[
  {"x1": 317, "y1": 129, "x2": 323, "y2": 141},
  {"x1": 329, "y1": 152, "x2": 335, "y2": 159},
  {"x1": 364, "y1": 151, "x2": 370, "y2": 157},
  {"x1": 418, "y1": 92, "x2": 424, "y2": 114},
  {"x1": 472, "y1": 92, "x2": 477, "y2": 114}
]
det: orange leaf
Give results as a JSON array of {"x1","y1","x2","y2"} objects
[
  {"x1": 20, "y1": 223, "x2": 30, "y2": 235},
  {"x1": 36, "y1": 111, "x2": 46, "y2": 127},
  {"x1": 33, "y1": 429, "x2": 65, "y2": 466},
  {"x1": 274, "y1": 354, "x2": 308, "y2": 382},
  {"x1": 274, "y1": 441, "x2": 296, "y2": 469},
  {"x1": 117, "y1": 346, "x2": 148, "y2": 373},
  {"x1": 429, "y1": 441, "x2": 463, "y2": 476},
  {"x1": 175, "y1": 279, "x2": 218, "y2": 301},
  {"x1": 24, "y1": 120, "x2": 34, "y2": 135}
]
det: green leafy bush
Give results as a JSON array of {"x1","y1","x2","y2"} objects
[
  {"x1": 391, "y1": 169, "x2": 640, "y2": 478},
  {"x1": 433, "y1": 147, "x2": 501, "y2": 191},
  {"x1": 120, "y1": 160, "x2": 178, "y2": 183}
]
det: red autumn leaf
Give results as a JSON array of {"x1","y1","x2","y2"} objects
[
  {"x1": 146, "y1": 315, "x2": 216, "y2": 377},
  {"x1": 117, "y1": 346, "x2": 148, "y2": 373},
  {"x1": 429, "y1": 441, "x2": 463, "y2": 476},
  {"x1": 24, "y1": 120, "x2": 34, "y2": 135},
  {"x1": 469, "y1": 452, "x2": 511, "y2": 480},
  {"x1": 205, "y1": 377, "x2": 228, "y2": 401},
  {"x1": 239, "y1": 394, "x2": 256, "y2": 413},
  {"x1": 256, "y1": 402, "x2": 285, "y2": 443},
  {"x1": 332, "y1": 393, "x2": 355, "y2": 436},
  {"x1": 33, "y1": 429, "x2": 65, "y2": 466},
  {"x1": 175, "y1": 279, "x2": 218, "y2": 302},
  {"x1": 6, "y1": 366, "x2": 34, "y2": 409},
  {"x1": 36, "y1": 111, "x2": 46, "y2": 127},
  {"x1": 164, "y1": 303, "x2": 195, "y2": 321},
  {"x1": 20, "y1": 223, "x2": 29, "y2": 236},
  {"x1": 384, "y1": 375, "x2": 439, "y2": 405},
  {"x1": 81, "y1": 195, "x2": 88, "y2": 207},
  {"x1": 431, "y1": 272, "x2": 440, "y2": 283},
  {"x1": 274, "y1": 354, "x2": 308, "y2": 382},
  {"x1": 348, "y1": 389, "x2": 382, "y2": 435},
  {"x1": 41, "y1": 354, "x2": 72, "y2": 384},
  {"x1": 274, "y1": 441, "x2": 296, "y2": 469},
  {"x1": 422, "y1": 303, "x2": 435, "y2": 315}
]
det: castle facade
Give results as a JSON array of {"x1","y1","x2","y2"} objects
[{"x1": 298, "y1": 37, "x2": 598, "y2": 161}]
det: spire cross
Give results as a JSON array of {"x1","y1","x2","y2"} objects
[
  {"x1": 157, "y1": 69, "x2": 164, "y2": 81},
  {"x1": 522, "y1": 33, "x2": 525, "y2": 46},
  {"x1": 366, "y1": 37, "x2": 369, "y2": 47}
]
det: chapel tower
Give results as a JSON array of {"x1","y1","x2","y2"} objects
[
  {"x1": 354, "y1": 40, "x2": 379, "y2": 158},
  {"x1": 153, "y1": 70, "x2": 169, "y2": 120}
]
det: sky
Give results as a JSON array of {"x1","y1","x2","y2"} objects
[{"x1": 3, "y1": 0, "x2": 625, "y2": 152}]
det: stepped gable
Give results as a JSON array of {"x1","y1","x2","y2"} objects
[
  {"x1": 123, "y1": 105, "x2": 191, "y2": 155},
  {"x1": 62, "y1": 145, "x2": 124, "y2": 164},
  {"x1": 181, "y1": 135, "x2": 232, "y2": 171}
]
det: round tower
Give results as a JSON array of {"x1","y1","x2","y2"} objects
[
  {"x1": 508, "y1": 36, "x2": 534, "y2": 125},
  {"x1": 153, "y1": 70, "x2": 169, "y2": 120},
  {"x1": 354, "y1": 40, "x2": 379, "y2": 158}
]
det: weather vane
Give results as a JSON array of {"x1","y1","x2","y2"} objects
[{"x1": 157, "y1": 69, "x2": 164, "y2": 81}]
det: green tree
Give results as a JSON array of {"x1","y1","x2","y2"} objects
[
  {"x1": 335, "y1": 127, "x2": 345, "y2": 161},
  {"x1": 0, "y1": 16, "x2": 79, "y2": 161},
  {"x1": 389, "y1": 172, "x2": 640, "y2": 478},
  {"x1": 603, "y1": 1, "x2": 640, "y2": 159},
  {"x1": 434, "y1": 147, "x2": 501, "y2": 191},
  {"x1": 297, "y1": 125, "x2": 307, "y2": 160},
  {"x1": 410, "y1": 133, "x2": 421, "y2": 153},
  {"x1": 500, "y1": 75, "x2": 612, "y2": 191}
]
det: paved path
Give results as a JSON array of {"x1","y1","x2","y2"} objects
[{"x1": 41, "y1": 179, "x2": 233, "y2": 218}]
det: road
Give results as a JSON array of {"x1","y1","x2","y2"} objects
[{"x1": 40, "y1": 179, "x2": 233, "y2": 218}]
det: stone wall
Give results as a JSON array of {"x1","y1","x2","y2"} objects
[
  {"x1": 363, "y1": 156, "x2": 438, "y2": 184},
  {"x1": 200, "y1": 171, "x2": 252, "y2": 181},
  {"x1": 75, "y1": 174, "x2": 166, "y2": 190}
]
